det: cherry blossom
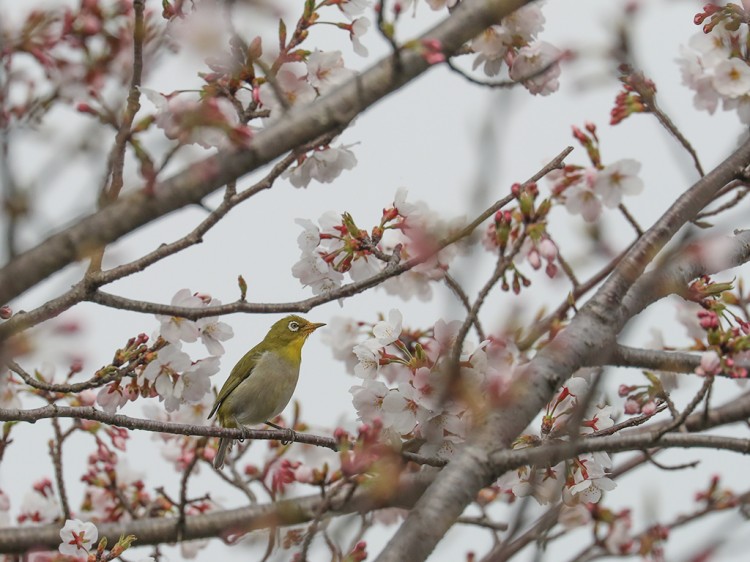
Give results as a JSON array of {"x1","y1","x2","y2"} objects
[
  {"x1": 509, "y1": 41, "x2": 562, "y2": 96},
  {"x1": 559, "y1": 504, "x2": 592, "y2": 529},
  {"x1": 295, "y1": 218, "x2": 322, "y2": 251},
  {"x1": 593, "y1": 159, "x2": 644, "y2": 208},
  {"x1": 604, "y1": 514, "x2": 633, "y2": 554},
  {"x1": 712, "y1": 58, "x2": 750, "y2": 98},
  {"x1": 59, "y1": 519, "x2": 98, "y2": 557},
  {"x1": 511, "y1": 464, "x2": 565, "y2": 505},
  {"x1": 306, "y1": 50, "x2": 354, "y2": 93},
  {"x1": 350, "y1": 18, "x2": 370, "y2": 57},
  {"x1": 567, "y1": 452, "x2": 616, "y2": 504},
  {"x1": 503, "y1": 4, "x2": 545, "y2": 41},
  {"x1": 381, "y1": 383, "x2": 426, "y2": 434},
  {"x1": 181, "y1": 357, "x2": 220, "y2": 403},
  {"x1": 334, "y1": 0, "x2": 372, "y2": 19},
  {"x1": 258, "y1": 69, "x2": 316, "y2": 117},
  {"x1": 140, "y1": 88, "x2": 251, "y2": 149},
  {"x1": 284, "y1": 144, "x2": 358, "y2": 188},
  {"x1": 195, "y1": 301, "x2": 234, "y2": 356},
  {"x1": 564, "y1": 182, "x2": 602, "y2": 222},
  {"x1": 18, "y1": 487, "x2": 60, "y2": 525},
  {"x1": 373, "y1": 309, "x2": 403, "y2": 345},
  {"x1": 679, "y1": 22, "x2": 750, "y2": 122},
  {"x1": 321, "y1": 316, "x2": 362, "y2": 372},
  {"x1": 353, "y1": 339, "x2": 382, "y2": 379},
  {"x1": 350, "y1": 379, "x2": 389, "y2": 421},
  {"x1": 96, "y1": 378, "x2": 138, "y2": 414},
  {"x1": 155, "y1": 289, "x2": 202, "y2": 344},
  {"x1": 471, "y1": 26, "x2": 510, "y2": 76},
  {"x1": 678, "y1": 46, "x2": 720, "y2": 113}
]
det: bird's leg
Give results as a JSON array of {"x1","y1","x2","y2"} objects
[
  {"x1": 265, "y1": 421, "x2": 296, "y2": 445},
  {"x1": 232, "y1": 416, "x2": 249, "y2": 443}
]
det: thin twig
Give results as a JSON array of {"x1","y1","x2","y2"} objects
[
  {"x1": 642, "y1": 449, "x2": 699, "y2": 471},
  {"x1": 50, "y1": 418, "x2": 71, "y2": 520},
  {"x1": 57, "y1": 147, "x2": 572, "y2": 323},
  {"x1": 90, "y1": 0, "x2": 147, "y2": 273},
  {"x1": 176, "y1": 440, "x2": 204, "y2": 542},
  {"x1": 443, "y1": 273, "x2": 485, "y2": 341},
  {"x1": 618, "y1": 203, "x2": 644, "y2": 236},
  {"x1": 654, "y1": 376, "x2": 713, "y2": 440}
]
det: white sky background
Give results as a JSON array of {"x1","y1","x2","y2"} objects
[{"x1": 3, "y1": 0, "x2": 750, "y2": 560}]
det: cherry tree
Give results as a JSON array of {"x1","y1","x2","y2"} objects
[{"x1": 2, "y1": 0, "x2": 750, "y2": 561}]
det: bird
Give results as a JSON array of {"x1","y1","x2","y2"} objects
[{"x1": 208, "y1": 315, "x2": 325, "y2": 468}]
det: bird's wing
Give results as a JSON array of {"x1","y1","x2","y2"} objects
[{"x1": 207, "y1": 348, "x2": 265, "y2": 419}]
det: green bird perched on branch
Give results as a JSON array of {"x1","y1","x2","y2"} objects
[{"x1": 208, "y1": 315, "x2": 325, "y2": 469}]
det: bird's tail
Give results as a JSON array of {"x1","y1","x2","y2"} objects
[{"x1": 214, "y1": 437, "x2": 232, "y2": 469}]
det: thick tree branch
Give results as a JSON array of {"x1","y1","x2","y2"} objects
[
  {"x1": 0, "y1": 473, "x2": 435, "y2": 554},
  {"x1": 0, "y1": 0, "x2": 532, "y2": 308},
  {"x1": 374, "y1": 139, "x2": 750, "y2": 562},
  {"x1": 608, "y1": 344, "x2": 750, "y2": 376},
  {"x1": 3, "y1": 390, "x2": 750, "y2": 553}
]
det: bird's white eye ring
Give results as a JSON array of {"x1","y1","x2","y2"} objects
[{"x1": 288, "y1": 321, "x2": 300, "y2": 332}]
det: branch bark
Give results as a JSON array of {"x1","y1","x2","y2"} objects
[
  {"x1": 373, "y1": 140, "x2": 750, "y2": 562},
  {"x1": 0, "y1": 0, "x2": 531, "y2": 308}
]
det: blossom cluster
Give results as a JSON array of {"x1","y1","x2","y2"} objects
[
  {"x1": 322, "y1": 310, "x2": 629, "y2": 518},
  {"x1": 1, "y1": 1, "x2": 149, "y2": 127},
  {"x1": 482, "y1": 182, "x2": 561, "y2": 288},
  {"x1": 293, "y1": 189, "x2": 465, "y2": 300},
  {"x1": 502, "y1": 376, "x2": 617, "y2": 507},
  {"x1": 469, "y1": 4, "x2": 562, "y2": 96},
  {"x1": 547, "y1": 123, "x2": 644, "y2": 222},
  {"x1": 678, "y1": 4, "x2": 750, "y2": 123},
  {"x1": 331, "y1": 310, "x2": 516, "y2": 458},
  {"x1": 96, "y1": 289, "x2": 232, "y2": 413},
  {"x1": 139, "y1": 1, "x2": 369, "y2": 173},
  {"x1": 684, "y1": 275, "x2": 750, "y2": 378}
]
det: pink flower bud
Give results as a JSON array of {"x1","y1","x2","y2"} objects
[
  {"x1": 624, "y1": 399, "x2": 640, "y2": 414},
  {"x1": 527, "y1": 249, "x2": 541, "y2": 270},
  {"x1": 538, "y1": 238, "x2": 558, "y2": 260},
  {"x1": 641, "y1": 400, "x2": 657, "y2": 416}
]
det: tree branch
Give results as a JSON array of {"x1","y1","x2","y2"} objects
[
  {"x1": 0, "y1": 0, "x2": 533, "y2": 308},
  {"x1": 373, "y1": 138, "x2": 750, "y2": 562}
]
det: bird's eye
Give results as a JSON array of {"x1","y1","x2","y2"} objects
[{"x1": 288, "y1": 321, "x2": 300, "y2": 332}]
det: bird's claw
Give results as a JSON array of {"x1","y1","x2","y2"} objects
[
  {"x1": 238, "y1": 426, "x2": 249, "y2": 443},
  {"x1": 281, "y1": 428, "x2": 296, "y2": 446}
]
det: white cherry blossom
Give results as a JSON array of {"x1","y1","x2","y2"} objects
[
  {"x1": 353, "y1": 339, "x2": 382, "y2": 379},
  {"x1": 713, "y1": 58, "x2": 750, "y2": 98},
  {"x1": 509, "y1": 41, "x2": 561, "y2": 96},
  {"x1": 564, "y1": 182, "x2": 602, "y2": 222},
  {"x1": 350, "y1": 379, "x2": 389, "y2": 421},
  {"x1": 156, "y1": 289, "x2": 202, "y2": 344},
  {"x1": 350, "y1": 18, "x2": 370, "y2": 57},
  {"x1": 593, "y1": 159, "x2": 644, "y2": 208},
  {"x1": 373, "y1": 309, "x2": 403, "y2": 345},
  {"x1": 284, "y1": 145, "x2": 357, "y2": 188},
  {"x1": 59, "y1": 519, "x2": 98, "y2": 557},
  {"x1": 306, "y1": 50, "x2": 353, "y2": 93}
]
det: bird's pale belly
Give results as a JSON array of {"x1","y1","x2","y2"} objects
[{"x1": 222, "y1": 352, "x2": 300, "y2": 426}]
